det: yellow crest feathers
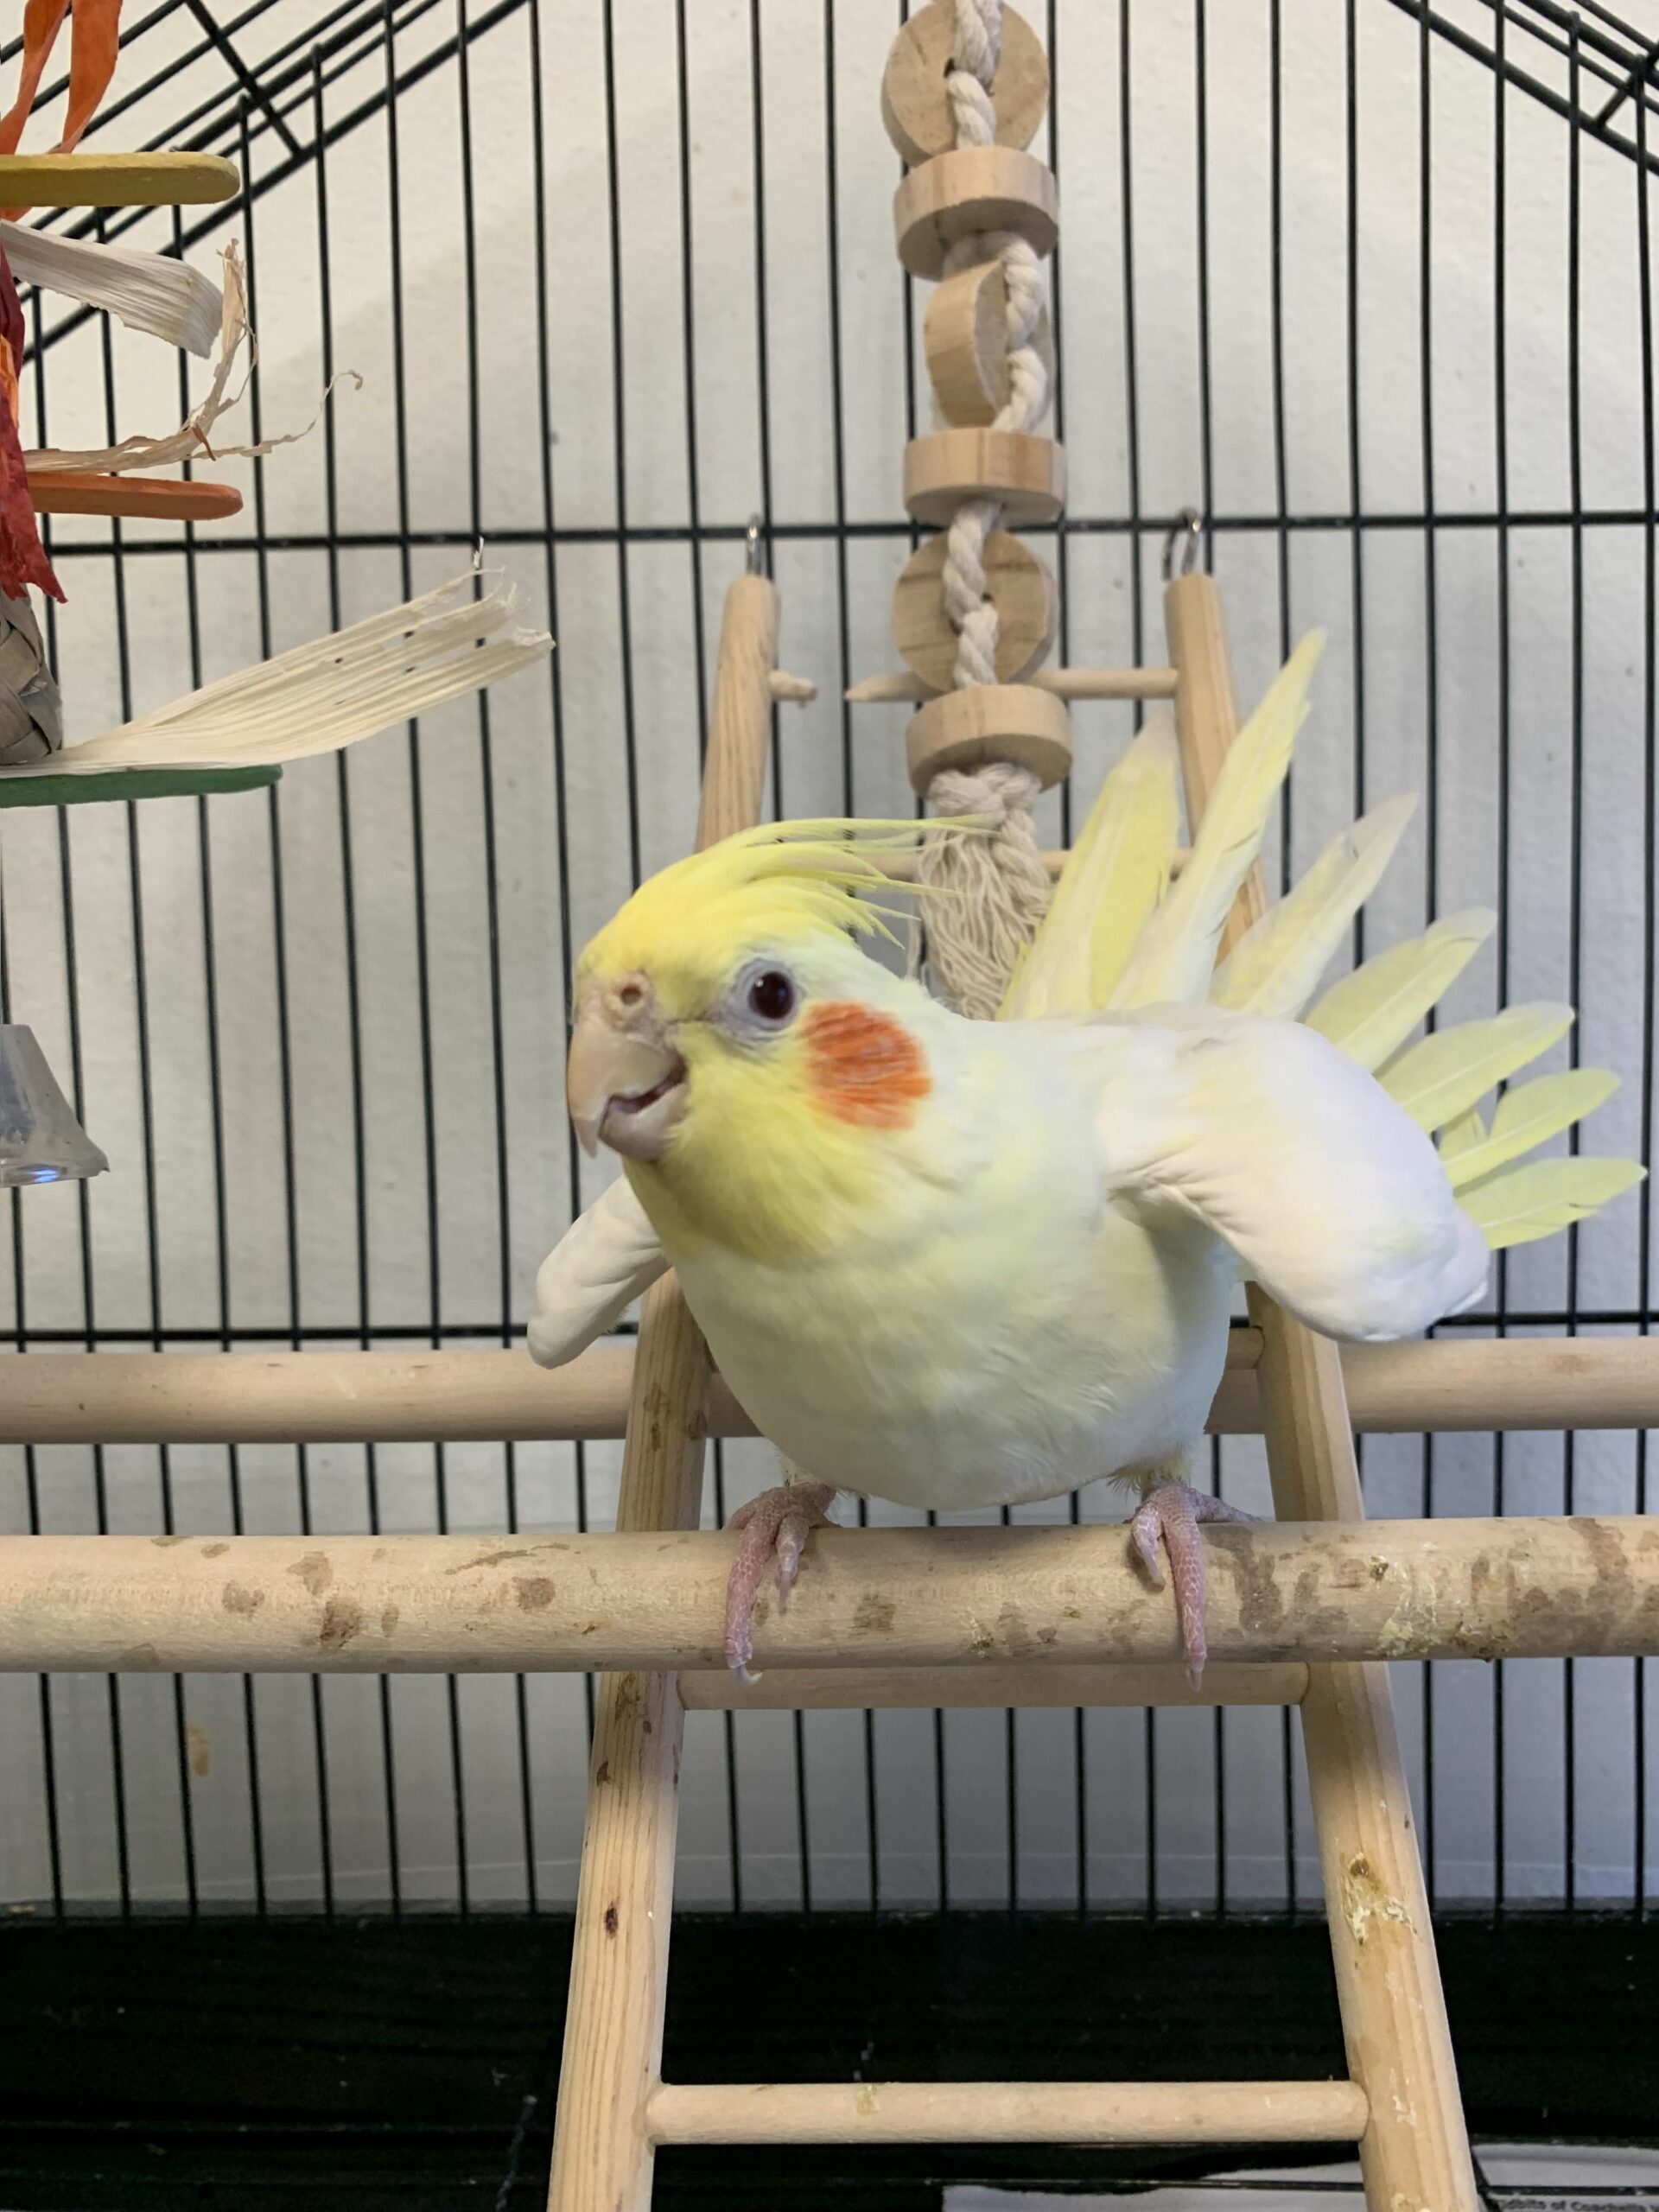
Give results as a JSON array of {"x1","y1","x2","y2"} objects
[{"x1": 580, "y1": 817, "x2": 982, "y2": 977}]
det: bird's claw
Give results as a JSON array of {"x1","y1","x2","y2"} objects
[
  {"x1": 1128, "y1": 1479, "x2": 1256, "y2": 1690},
  {"x1": 723, "y1": 1482, "x2": 836, "y2": 1681}
]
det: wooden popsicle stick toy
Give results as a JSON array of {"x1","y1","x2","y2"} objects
[
  {"x1": 0, "y1": 151, "x2": 239, "y2": 207},
  {"x1": 28, "y1": 471, "x2": 243, "y2": 522}
]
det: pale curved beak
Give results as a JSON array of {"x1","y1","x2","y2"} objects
[{"x1": 566, "y1": 997, "x2": 687, "y2": 1162}]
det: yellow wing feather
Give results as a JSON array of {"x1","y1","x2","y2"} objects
[
  {"x1": 1437, "y1": 1107, "x2": 1486, "y2": 1163},
  {"x1": 1108, "y1": 633, "x2": 1323, "y2": 1009},
  {"x1": 1022, "y1": 631, "x2": 1644, "y2": 1257},
  {"x1": 1459, "y1": 1157, "x2": 1646, "y2": 1249},
  {"x1": 1000, "y1": 716, "x2": 1180, "y2": 1020},
  {"x1": 1379, "y1": 1004, "x2": 1574, "y2": 1134},
  {"x1": 1441, "y1": 1067, "x2": 1620, "y2": 1191}
]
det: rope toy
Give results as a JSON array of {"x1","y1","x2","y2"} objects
[{"x1": 886, "y1": 0, "x2": 1067, "y2": 1018}]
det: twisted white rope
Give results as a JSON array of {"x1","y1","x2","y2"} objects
[
  {"x1": 937, "y1": 226, "x2": 1048, "y2": 693},
  {"x1": 920, "y1": 0, "x2": 1056, "y2": 1015},
  {"x1": 944, "y1": 0, "x2": 999, "y2": 146}
]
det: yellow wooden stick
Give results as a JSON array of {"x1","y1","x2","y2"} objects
[{"x1": 0, "y1": 151, "x2": 238, "y2": 208}]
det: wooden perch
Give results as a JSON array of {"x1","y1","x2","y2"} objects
[
  {"x1": 3, "y1": 1333, "x2": 1656, "y2": 1446},
  {"x1": 0, "y1": 1516, "x2": 1653, "y2": 1675}
]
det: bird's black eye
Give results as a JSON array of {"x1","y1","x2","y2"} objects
[{"x1": 747, "y1": 968, "x2": 796, "y2": 1024}]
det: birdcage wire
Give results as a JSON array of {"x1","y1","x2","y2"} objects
[{"x1": 0, "y1": 0, "x2": 1651, "y2": 1941}]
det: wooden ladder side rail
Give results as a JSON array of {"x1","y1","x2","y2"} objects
[
  {"x1": 545, "y1": 573, "x2": 779, "y2": 2212},
  {"x1": 1165, "y1": 570, "x2": 1478, "y2": 2212}
]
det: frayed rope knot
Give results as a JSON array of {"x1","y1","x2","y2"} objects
[{"x1": 918, "y1": 763, "x2": 1051, "y2": 1020}]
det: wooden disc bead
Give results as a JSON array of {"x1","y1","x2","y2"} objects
[
  {"x1": 924, "y1": 259, "x2": 1055, "y2": 427},
  {"x1": 903, "y1": 429, "x2": 1065, "y2": 526},
  {"x1": 906, "y1": 683, "x2": 1073, "y2": 794},
  {"x1": 893, "y1": 531, "x2": 1058, "y2": 692},
  {"x1": 893, "y1": 146, "x2": 1058, "y2": 281},
  {"x1": 880, "y1": 0, "x2": 1050, "y2": 168}
]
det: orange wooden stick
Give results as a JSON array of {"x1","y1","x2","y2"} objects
[{"x1": 26, "y1": 471, "x2": 241, "y2": 522}]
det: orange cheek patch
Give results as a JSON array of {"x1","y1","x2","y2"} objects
[{"x1": 803, "y1": 1001, "x2": 931, "y2": 1129}]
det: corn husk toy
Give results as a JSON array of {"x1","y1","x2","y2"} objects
[{"x1": 0, "y1": 5, "x2": 550, "y2": 777}]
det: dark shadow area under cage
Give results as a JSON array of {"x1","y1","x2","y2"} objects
[{"x1": 0, "y1": 1910, "x2": 1649, "y2": 2207}]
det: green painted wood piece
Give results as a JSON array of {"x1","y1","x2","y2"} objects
[{"x1": 0, "y1": 764, "x2": 282, "y2": 809}]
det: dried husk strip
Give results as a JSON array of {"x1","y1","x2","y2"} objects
[
  {"x1": 25, "y1": 242, "x2": 355, "y2": 475},
  {"x1": 13, "y1": 567, "x2": 550, "y2": 773},
  {"x1": 2, "y1": 220, "x2": 220, "y2": 356}
]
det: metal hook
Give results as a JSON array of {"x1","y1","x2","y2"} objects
[
  {"x1": 745, "y1": 514, "x2": 766, "y2": 578},
  {"x1": 1161, "y1": 508, "x2": 1204, "y2": 582}
]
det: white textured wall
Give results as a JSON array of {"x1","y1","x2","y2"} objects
[{"x1": 0, "y1": 0, "x2": 1654, "y2": 1914}]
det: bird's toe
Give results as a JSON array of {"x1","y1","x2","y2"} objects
[{"x1": 721, "y1": 1482, "x2": 836, "y2": 1677}]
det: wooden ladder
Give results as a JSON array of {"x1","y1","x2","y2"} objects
[{"x1": 544, "y1": 561, "x2": 1476, "y2": 2212}]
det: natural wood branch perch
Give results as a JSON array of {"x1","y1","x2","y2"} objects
[
  {"x1": 2, "y1": 1516, "x2": 1654, "y2": 1675},
  {"x1": 2, "y1": 1334, "x2": 1656, "y2": 1446}
]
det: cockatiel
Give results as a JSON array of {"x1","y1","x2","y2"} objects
[{"x1": 532, "y1": 635, "x2": 1643, "y2": 1681}]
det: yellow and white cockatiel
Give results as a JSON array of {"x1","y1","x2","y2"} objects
[{"x1": 532, "y1": 636, "x2": 1643, "y2": 1681}]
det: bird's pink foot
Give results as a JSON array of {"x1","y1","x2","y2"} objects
[
  {"x1": 1129, "y1": 1479, "x2": 1257, "y2": 1689},
  {"x1": 723, "y1": 1481, "x2": 836, "y2": 1681}
]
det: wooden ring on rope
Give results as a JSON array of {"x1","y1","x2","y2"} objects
[
  {"x1": 893, "y1": 531, "x2": 1058, "y2": 691},
  {"x1": 893, "y1": 147, "x2": 1058, "y2": 280},
  {"x1": 903, "y1": 429, "x2": 1065, "y2": 525},
  {"x1": 880, "y1": 0, "x2": 1051, "y2": 168},
  {"x1": 906, "y1": 683, "x2": 1073, "y2": 794},
  {"x1": 925, "y1": 261, "x2": 1055, "y2": 429}
]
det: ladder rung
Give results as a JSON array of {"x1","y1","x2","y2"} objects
[
  {"x1": 645, "y1": 2077, "x2": 1369, "y2": 2146},
  {"x1": 846, "y1": 665, "x2": 1179, "y2": 703},
  {"x1": 680, "y1": 1660, "x2": 1307, "y2": 1710}
]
